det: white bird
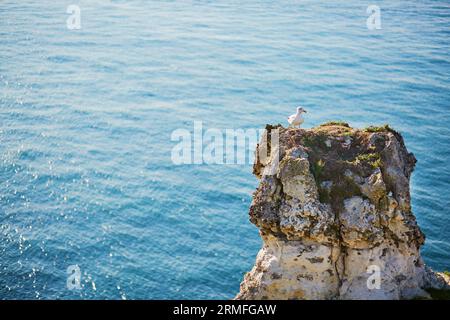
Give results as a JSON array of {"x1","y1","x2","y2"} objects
[{"x1": 287, "y1": 106, "x2": 307, "y2": 128}]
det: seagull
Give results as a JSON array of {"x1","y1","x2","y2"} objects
[{"x1": 287, "y1": 106, "x2": 307, "y2": 128}]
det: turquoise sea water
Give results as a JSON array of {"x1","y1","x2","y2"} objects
[{"x1": 1, "y1": 1, "x2": 449, "y2": 299}]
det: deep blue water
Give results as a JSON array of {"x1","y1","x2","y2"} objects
[{"x1": 1, "y1": 0, "x2": 449, "y2": 299}]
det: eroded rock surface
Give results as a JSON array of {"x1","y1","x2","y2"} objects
[{"x1": 237, "y1": 123, "x2": 449, "y2": 300}]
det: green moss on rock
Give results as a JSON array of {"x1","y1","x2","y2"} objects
[
  {"x1": 302, "y1": 133, "x2": 328, "y2": 150},
  {"x1": 320, "y1": 121, "x2": 350, "y2": 128},
  {"x1": 310, "y1": 159, "x2": 325, "y2": 182},
  {"x1": 364, "y1": 124, "x2": 394, "y2": 133},
  {"x1": 350, "y1": 153, "x2": 383, "y2": 170},
  {"x1": 425, "y1": 288, "x2": 450, "y2": 300}
]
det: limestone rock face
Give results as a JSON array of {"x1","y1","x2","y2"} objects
[{"x1": 237, "y1": 123, "x2": 449, "y2": 300}]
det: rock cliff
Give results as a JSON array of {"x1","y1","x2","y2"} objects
[{"x1": 236, "y1": 122, "x2": 450, "y2": 300}]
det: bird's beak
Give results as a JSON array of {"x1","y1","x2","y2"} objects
[{"x1": 303, "y1": 110, "x2": 307, "y2": 113}]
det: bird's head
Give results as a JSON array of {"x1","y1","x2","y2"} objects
[{"x1": 296, "y1": 106, "x2": 307, "y2": 113}]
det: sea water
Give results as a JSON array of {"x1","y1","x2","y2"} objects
[{"x1": 0, "y1": 0, "x2": 449, "y2": 299}]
